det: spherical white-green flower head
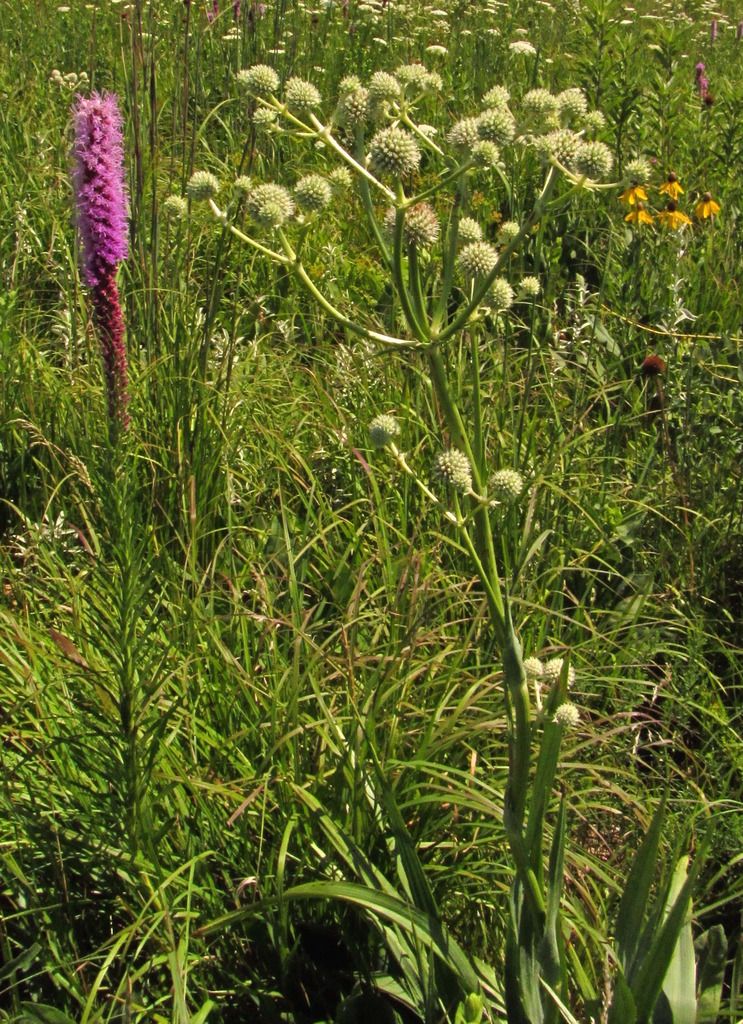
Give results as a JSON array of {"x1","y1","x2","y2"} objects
[
  {"x1": 162, "y1": 194, "x2": 188, "y2": 219},
  {"x1": 285, "y1": 77, "x2": 321, "y2": 111},
  {"x1": 554, "y1": 702, "x2": 580, "y2": 728},
  {"x1": 368, "y1": 126, "x2": 421, "y2": 179},
  {"x1": 575, "y1": 140, "x2": 613, "y2": 180},
  {"x1": 294, "y1": 174, "x2": 333, "y2": 212},
  {"x1": 457, "y1": 241, "x2": 498, "y2": 280},
  {"x1": 369, "y1": 414, "x2": 400, "y2": 448},
  {"x1": 436, "y1": 449, "x2": 473, "y2": 492},
  {"x1": 237, "y1": 64, "x2": 280, "y2": 96},
  {"x1": 247, "y1": 183, "x2": 295, "y2": 228},
  {"x1": 458, "y1": 217, "x2": 483, "y2": 245},
  {"x1": 477, "y1": 105, "x2": 516, "y2": 145},
  {"x1": 491, "y1": 468, "x2": 524, "y2": 500},
  {"x1": 543, "y1": 657, "x2": 576, "y2": 688},
  {"x1": 187, "y1": 171, "x2": 220, "y2": 201}
]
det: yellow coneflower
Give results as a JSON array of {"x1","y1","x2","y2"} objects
[
  {"x1": 659, "y1": 171, "x2": 684, "y2": 200},
  {"x1": 625, "y1": 203, "x2": 653, "y2": 225},
  {"x1": 619, "y1": 183, "x2": 648, "y2": 206},
  {"x1": 656, "y1": 200, "x2": 691, "y2": 230},
  {"x1": 694, "y1": 192, "x2": 720, "y2": 219}
]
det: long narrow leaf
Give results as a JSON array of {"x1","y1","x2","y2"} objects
[
  {"x1": 694, "y1": 925, "x2": 726, "y2": 1022},
  {"x1": 614, "y1": 799, "x2": 666, "y2": 974},
  {"x1": 198, "y1": 880, "x2": 480, "y2": 992},
  {"x1": 632, "y1": 851, "x2": 705, "y2": 1020}
]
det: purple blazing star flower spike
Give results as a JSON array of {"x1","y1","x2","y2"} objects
[
  {"x1": 710, "y1": 18, "x2": 718, "y2": 42},
  {"x1": 738, "y1": 20, "x2": 743, "y2": 40},
  {"x1": 695, "y1": 61, "x2": 705, "y2": 80},
  {"x1": 73, "y1": 92, "x2": 129, "y2": 286},
  {"x1": 72, "y1": 92, "x2": 130, "y2": 428}
]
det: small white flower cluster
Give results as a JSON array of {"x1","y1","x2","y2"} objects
[
  {"x1": 50, "y1": 69, "x2": 89, "y2": 90},
  {"x1": 525, "y1": 656, "x2": 580, "y2": 722}
]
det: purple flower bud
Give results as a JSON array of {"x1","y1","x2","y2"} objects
[
  {"x1": 72, "y1": 92, "x2": 130, "y2": 428},
  {"x1": 695, "y1": 61, "x2": 705, "y2": 79},
  {"x1": 710, "y1": 18, "x2": 718, "y2": 42}
]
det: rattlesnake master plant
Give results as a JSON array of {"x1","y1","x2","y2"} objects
[{"x1": 186, "y1": 67, "x2": 710, "y2": 1023}]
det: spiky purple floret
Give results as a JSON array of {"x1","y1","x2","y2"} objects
[{"x1": 72, "y1": 92, "x2": 129, "y2": 287}]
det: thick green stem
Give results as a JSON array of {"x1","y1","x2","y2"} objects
[
  {"x1": 308, "y1": 113, "x2": 395, "y2": 200},
  {"x1": 209, "y1": 199, "x2": 289, "y2": 262},
  {"x1": 407, "y1": 244, "x2": 428, "y2": 329},
  {"x1": 393, "y1": 188, "x2": 430, "y2": 343},
  {"x1": 502, "y1": 616, "x2": 531, "y2": 834}
]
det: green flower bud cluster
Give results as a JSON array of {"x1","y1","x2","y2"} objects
[
  {"x1": 624, "y1": 157, "x2": 652, "y2": 184},
  {"x1": 368, "y1": 126, "x2": 421, "y2": 178},
  {"x1": 543, "y1": 656, "x2": 576, "y2": 688},
  {"x1": 472, "y1": 141, "x2": 501, "y2": 168},
  {"x1": 481, "y1": 84, "x2": 510, "y2": 108},
  {"x1": 338, "y1": 87, "x2": 370, "y2": 129},
  {"x1": 581, "y1": 110, "x2": 606, "y2": 136},
  {"x1": 489, "y1": 278, "x2": 515, "y2": 310},
  {"x1": 519, "y1": 275, "x2": 541, "y2": 298},
  {"x1": 539, "y1": 128, "x2": 581, "y2": 168},
  {"x1": 328, "y1": 166, "x2": 353, "y2": 192},
  {"x1": 162, "y1": 194, "x2": 188, "y2": 219},
  {"x1": 447, "y1": 117, "x2": 481, "y2": 149},
  {"x1": 520, "y1": 87, "x2": 559, "y2": 128},
  {"x1": 524, "y1": 657, "x2": 544, "y2": 680},
  {"x1": 498, "y1": 220, "x2": 521, "y2": 244},
  {"x1": 339, "y1": 75, "x2": 362, "y2": 94},
  {"x1": 253, "y1": 107, "x2": 279, "y2": 129},
  {"x1": 436, "y1": 449, "x2": 472, "y2": 492},
  {"x1": 396, "y1": 63, "x2": 442, "y2": 93},
  {"x1": 368, "y1": 70, "x2": 402, "y2": 105}
]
